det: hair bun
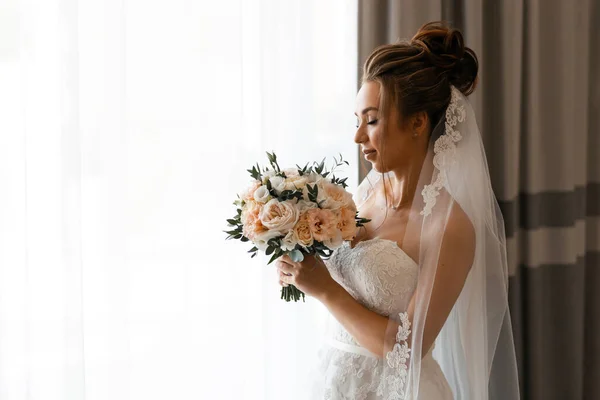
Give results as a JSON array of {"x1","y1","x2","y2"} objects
[{"x1": 411, "y1": 22, "x2": 478, "y2": 96}]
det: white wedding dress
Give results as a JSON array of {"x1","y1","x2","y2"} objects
[{"x1": 308, "y1": 237, "x2": 454, "y2": 399}]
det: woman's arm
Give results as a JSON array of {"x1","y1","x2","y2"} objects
[{"x1": 317, "y1": 203, "x2": 476, "y2": 359}]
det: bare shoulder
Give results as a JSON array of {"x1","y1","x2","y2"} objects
[{"x1": 441, "y1": 200, "x2": 476, "y2": 272}]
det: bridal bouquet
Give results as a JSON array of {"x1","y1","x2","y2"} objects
[{"x1": 224, "y1": 151, "x2": 370, "y2": 302}]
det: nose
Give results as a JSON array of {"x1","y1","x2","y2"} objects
[{"x1": 354, "y1": 124, "x2": 367, "y2": 145}]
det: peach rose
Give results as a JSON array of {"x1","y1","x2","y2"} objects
[
  {"x1": 321, "y1": 181, "x2": 356, "y2": 212},
  {"x1": 259, "y1": 198, "x2": 299, "y2": 234},
  {"x1": 241, "y1": 201, "x2": 268, "y2": 241},
  {"x1": 336, "y1": 206, "x2": 359, "y2": 241},
  {"x1": 293, "y1": 213, "x2": 314, "y2": 248},
  {"x1": 306, "y1": 208, "x2": 338, "y2": 243}
]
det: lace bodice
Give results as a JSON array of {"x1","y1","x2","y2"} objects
[
  {"x1": 325, "y1": 237, "x2": 419, "y2": 318},
  {"x1": 308, "y1": 238, "x2": 452, "y2": 399},
  {"x1": 324, "y1": 237, "x2": 419, "y2": 352}
]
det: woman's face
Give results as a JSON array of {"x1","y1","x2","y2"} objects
[{"x1": 354, "y1": 81, "x2": 426, "y2": 174}]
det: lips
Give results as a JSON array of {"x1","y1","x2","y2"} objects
[{"x1": 362, "y1": 148, "x2": 376, "y2": 155}]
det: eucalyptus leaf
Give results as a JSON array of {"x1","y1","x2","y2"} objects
[{"x1": 289, "y1": 249, "x2": 304, "y2": 262}]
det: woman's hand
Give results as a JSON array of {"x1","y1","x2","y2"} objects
[{"x1": 275, "y1": 253, "x2": 340, "y2": 301}]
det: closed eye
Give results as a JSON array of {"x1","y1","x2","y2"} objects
[{"x1": 355, "y1": 119, "x2": 379, "y2": 128}]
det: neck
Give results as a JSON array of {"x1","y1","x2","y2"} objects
[{"x1": 387, "y1": 152, "x2": 427, "y2": 209}]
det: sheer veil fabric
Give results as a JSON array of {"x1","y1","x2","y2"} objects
[{"x1": 344, "y1": 85, "x2": 520, "y2": 399}]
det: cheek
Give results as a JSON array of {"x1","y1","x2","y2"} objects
[{"x1": 369, "y1": 128, "x2": 383, "y2": 151}]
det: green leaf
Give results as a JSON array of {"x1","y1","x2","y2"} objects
[
  {"x1": 267, "y1": 251, "x2": 280, "y2": 265},
  {"x1": 226, "y1": 218, "x2": 238, "y2": 226},
  {"x1": 289, "y1": 249, "x2": 304, "y2": 262},
  {"x1": 266, "y1": 151, "x2": 274, "y2": 163},
  {"x1": 248, "y1": 246, "x2": 258, "y2": 253},
  {"x1": 265, "y1": 246, "x2": 274, "y2": 256}
]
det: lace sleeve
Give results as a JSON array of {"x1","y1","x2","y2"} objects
[{"x1": 376, "y1": 311, "x2": 412, "y2": 399}]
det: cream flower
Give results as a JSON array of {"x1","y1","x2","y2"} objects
[
  {"x1": 259, "y1": 198, "x2": 300, "y2": 235},
  {"x1": 284, "y1": 175, "x2": 308, "y2": 191},
  {"x1": 293, "y1": 213, "x2": 314, "y2": 248}
]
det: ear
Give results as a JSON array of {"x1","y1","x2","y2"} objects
[{"x1": 411, "y1": 111, "x2": 429, "y2": 137}]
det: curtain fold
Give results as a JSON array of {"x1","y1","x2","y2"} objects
[{"x1": 358, "y1": 1, "x2": 599, "y2": 398}]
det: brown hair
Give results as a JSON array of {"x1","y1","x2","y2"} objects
[{"x1": 358, "y1": 21, "x2": 478, "y2": 218}]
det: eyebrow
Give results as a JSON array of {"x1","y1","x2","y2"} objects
[{"x1": 354, "y1": 107, "x2": 379, "y2": 116}]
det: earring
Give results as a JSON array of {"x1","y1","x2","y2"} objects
[{"x1": 412, "y1": 132, "x2": 418, "y2": 138}]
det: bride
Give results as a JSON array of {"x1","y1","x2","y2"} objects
[{"x1": 276, "y1": 21, "x2": 520, "y2": 399}]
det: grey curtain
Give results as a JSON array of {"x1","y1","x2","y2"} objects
[{"x1": 357, "y1": 1, "x2": 600, "y2": 399}]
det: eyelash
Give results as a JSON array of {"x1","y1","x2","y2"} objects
[{"x1": 355, "y1": 119, "x2": 378, "y2": 128}]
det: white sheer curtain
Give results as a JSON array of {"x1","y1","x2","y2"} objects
[{"x1": 0, "y1": 0, "x2": 357, "y2": 398}]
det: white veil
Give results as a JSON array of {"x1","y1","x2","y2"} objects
[{"x1": 352, "y1": 85, "x2": 520, "y2": 399}]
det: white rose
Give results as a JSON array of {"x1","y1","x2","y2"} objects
[
  {"x1": 261, "y1": 169, "x2": 276, "y2": 184},
  {"x1": 253, "y1": 229, "x2": 282, "y2": 252},
  {"x1": 268, "y1": 176, "x2": 287, "y2": 195},
  {"x1": 284, "y1": 175, "x2": 308, "y2": 191},
  {"x1": 281, "y1": 230, "x2": 298, "y2": 251},
  {"x1": 253, "y1": 186, "x2": 271, "y2": 203},
  {"x1": 259, "y1": 198, "x2": 300, "y2": 234}
]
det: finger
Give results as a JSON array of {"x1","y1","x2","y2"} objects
[
  {"x1": 276, "y1": 260, "x2": 295, "y2": 275},
  {"x1": 279, "y1": 254, "x2": 297, "y2": 267},
  {"x1": 280, "y1": 273, "x2": 294, "y2": 284},
  {"x1": 278, "y1": 279, "x2": 289, "y2": 287}
]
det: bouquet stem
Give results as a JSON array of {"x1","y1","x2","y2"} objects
[{"x1": 280, "y1": 284, "x2": 305, "y2": 302}]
